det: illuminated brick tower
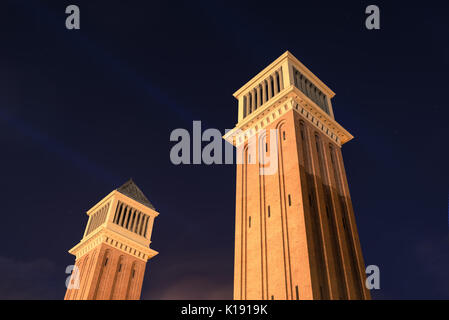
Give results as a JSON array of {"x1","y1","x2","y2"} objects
[
  {"x1": 224, "y1": 51, "x2": 370, "y2": 300},
  {"x1": 64, "y1": 179, "x2": 159, "y2": 300}
]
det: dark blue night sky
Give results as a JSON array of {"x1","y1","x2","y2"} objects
[{"x1": 0, "y1": 1, "x2": 448, "y2": 299}]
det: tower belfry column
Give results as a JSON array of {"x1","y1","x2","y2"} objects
[
  {"x1": 224, "y1": 51, "x2": 370, "y2": 300},
  {"x1": 64, "y1": 179, "x2": 159, "y2": 300}
]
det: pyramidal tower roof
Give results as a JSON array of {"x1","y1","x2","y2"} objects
[{"x1": 116, "y1": 179, "x2": 155, "y2": 210}]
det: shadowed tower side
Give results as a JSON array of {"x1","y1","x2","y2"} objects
[
  {"x1": 64, "y1": 179, "x2": 159, "y2": 300},
  {"x1": 224, "y1": 51, "x2": 370, "y2": 300}
]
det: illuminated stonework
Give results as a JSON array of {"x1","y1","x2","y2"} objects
[
  {"x1": 224, "y1": 51, "x2": 370, "y2": 300},
  {"x1": 64, "y1": 179, "x2": 159, "y2": 300}
]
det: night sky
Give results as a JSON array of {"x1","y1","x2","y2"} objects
[{"x1": 0, "y1": 1, "x2": 448, "y2": 300}]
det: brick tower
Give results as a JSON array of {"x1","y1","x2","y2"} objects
[
  {"x1": 224, "y1": 51, "x2": 370, "y2": 300},
  {"x1": 64, "y1": 179, "x2": 159, "y2": 300}
]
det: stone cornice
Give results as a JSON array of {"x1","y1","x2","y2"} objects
[
  {"x1": 224, "y1": 85, "x2": 353, "y2": 147},
  {"x1": 86, "y1": 190, "x2": 159, "y2": 218},
  {"x1": 68, "y1": 227, "x2": 158, "y2": 262},
  {"x1": 233, "y1": 51, "x2": 335, "y2": 99}
]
